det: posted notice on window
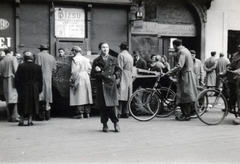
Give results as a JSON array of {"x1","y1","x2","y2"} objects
[{"x1": 55, "y1": 7, "x2": 85, "y2": 38}]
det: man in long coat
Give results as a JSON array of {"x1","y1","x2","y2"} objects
[
  {"x1": 191, "y1": 50, "x2": 204, "y2": 86},
  {"x1": 70, "y1": 46, "x2": 93, "y2": 119},
  {"x1": 15, "y1": 51, "x2": 43, "y2": 126},
  {"x1": 166, "y1": 39, "x2": 198, "y2": 121},
  {"x1": 204, "y1": 51, "x2": 217, "y2": 88},
  {"x1": 0, "y1": 48, "x2": 19, "y2": 122},
  {"x1": 216, "y1": 52, "x2": 230, "y2": 88},
  {"x1": 91, "y1": 42, "x2": 121, "y2": 132},
  {"x1": 117, "y1": 42, "x2": 133, "y2": 118},
  {"x1": 35, "y1": 44, "x2": 56, "y2": 121}
]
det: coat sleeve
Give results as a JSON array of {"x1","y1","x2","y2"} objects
[
  {"x1": 14, "y1": 65, "x2": 22, "y2": 92},
  {"x1": 91, "y1": 59, "x2": 102, "y2": 80},
  {"x1": 37, "y1": 66, "x2": 43, "y2": 93},
  {"x1": 114, "y1": 59, "x2": 122, "y2": 79},
  {"x1": 167, "y1": 51, "x2": 185, "y2": 75}
]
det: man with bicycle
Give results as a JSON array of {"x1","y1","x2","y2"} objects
[{"x1": 165, "y1": 39, "x2": 198, "y2": 121}]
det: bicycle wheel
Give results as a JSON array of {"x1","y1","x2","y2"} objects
[
  {"x1": 156, "y1": 87, "x2": 176, "y2": 118},
  {"x1": 195, "y1": 89, "x2": 228, "y2": 125},
  {"x1": 128, "y1": 88, "x2": 160, "y2": 121}
]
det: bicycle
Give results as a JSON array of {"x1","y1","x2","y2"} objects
[
  {"x1": 195, "y1": 71, "x2": 239, "y2": 125},
  {"x1": 128, "y1": 73, "x2": 176, "y2": 121}
]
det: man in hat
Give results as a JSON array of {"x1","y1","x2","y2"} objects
[
  {"x1": 70, "y1": 46, "x2": 93, "y2": 119},
  {"x1": 0, "y1": 48, "x2": 20, "y2": 122},
  {"x1": 15, "y1": 51, "x2": 43, "y2": 126},
  {"x1": 133, "y1": 51, "x2": 147, "y2": 70},
  {"x1": 117, "y1": 42, "x2": 133, "y2": 118},
  {"x1": 34, "y1": 44, "x2": 56, "y2": 121},
  {"x1": 191, "y1": 50, "x2": 204, "y2": 86},
  {"x1": 165, "y1": 39, "x2": 198, "y2": 121}
]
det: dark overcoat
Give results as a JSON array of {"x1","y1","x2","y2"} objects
[
  {"x1": 15, "y1": 61, "x2": 43, "y2": 116},
  {"x1": 91, "y1": 55, "x2": 121, "y2": 107}
]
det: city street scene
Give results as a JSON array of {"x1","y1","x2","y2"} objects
[{"x1": 1, "y1": 0, "x2": 240, "y2": 163}]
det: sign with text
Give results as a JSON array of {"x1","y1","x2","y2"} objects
[
  {"x1": 132, "y1": 22, "x2": 196, "y2": 37},
  {"x1": 55, "y1": 7, "x2": 85, "y2": 38}
]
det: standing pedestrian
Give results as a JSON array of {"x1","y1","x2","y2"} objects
[
  {"x1": 70, "y1": 46, "x2": 93, "y2": 119},
  {"x1": 0, "y1": 48, "x2": 20, "y2": 122},
  {"x1": 226, "y1": 44, "x2": 240, "y2": 124},
  {"x1": 117, "y1": 42, "x2": 133, "y2": 118},
  {"x1": 165, "y1": 39, "x2": 198, "y2": 121},
  {"x1": 91, "y1": 42, "x2": 121, "y2": 132},
  {"x1": 204, "y1": 51, "x2": 217, "y2": 88},
  {"x1": 34, "y1": 44, "x2": 56, "y2": 121},
  {"x1": 216, "y1": 52, "x2": 230, "y2": 89},
  {"x1": 190, "y1": 50, "x2": 204, "y2": 86},
  {"x1": 15, "y1": 51, "x2": 43, "y2": 126},
  {"x1": 58, "y1": 48, "x2": 66, "y2": 57}
]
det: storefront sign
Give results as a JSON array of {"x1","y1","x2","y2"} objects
[
  {"x1": 0, "y1": 18, "x2": 9, "y2": 30},
  {"x1": 0, "y1": 37, "x2": 11, "y2": 48},
  {"x1": 132, "y1": 22, "x2": 196, "y2": 37},
  {"x1": 55, "y1": 7, "x2": 85, "y2": 38}
]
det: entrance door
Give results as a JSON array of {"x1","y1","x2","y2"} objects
[{"x1": 0, "y1": 3, "x2": 15, "y2": 51}]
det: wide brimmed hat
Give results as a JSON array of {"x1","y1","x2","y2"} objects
[
  {"x1": 38, "y1": 44, "x2": 49, "y2": 50},
  {"x1": 71, "y1": 46, "x2": 82, "y2": 52}
]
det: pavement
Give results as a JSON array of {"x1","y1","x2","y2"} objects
[{"x1": 1, "y1": 100, "x2": 240, "y2": 164}]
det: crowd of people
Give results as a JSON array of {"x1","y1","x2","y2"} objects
[{"x1": 1, "y1": 39, "x2": 240, "y2": 132}]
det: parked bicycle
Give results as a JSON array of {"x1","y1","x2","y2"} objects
[
  {"x1": 127, "y1": 73, "x2": 176, "y2": 121},
  {"x1": 195, "y1": 71, "x2": 239, "y2": 125}
]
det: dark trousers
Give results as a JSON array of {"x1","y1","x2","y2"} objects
[
  {"x1": 117, "y1": 101, "x2": 128, "y2": 115},
  {"x1": 100, "y1": 106, "x2": 119, "y2": 124},
  {"x1": 179, "y1": 102, "x2": 195, "y2": 117},
  {"x1": 38, "y1": 100, "x2": 47, "y2": 119}
]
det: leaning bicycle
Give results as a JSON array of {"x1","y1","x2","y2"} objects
[
  {"x1": 195, "y1": 71, "x2": 239, "y2": 125},
  {"x1": 128, "y1": 73, "x2": 176, "y2": 121}
]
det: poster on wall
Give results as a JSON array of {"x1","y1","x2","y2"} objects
[{"x1": 55, "y1": 7, "x2": 85, "y2": 38}]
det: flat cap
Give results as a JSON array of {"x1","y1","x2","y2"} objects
[{"x1": 71, "y1": 46, "x2": 82, "y2": 52}]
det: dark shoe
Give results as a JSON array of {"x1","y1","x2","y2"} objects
[
  {"x1": 28, "y1": 122, "x2": 34, "y2": 126},
  {"x1": 102, "y1": 123, "x2": 109, "y2": 132},
  {"x1": 114, "y1": 123, "x2": 120, "y2": 132},
  {"x1": 73, "y1": 114, "x2": 83, "y2": 119},
  {"x1": 45, "y1": 110, "x2": 50, "y2": 121},
  {"x1": 121, "y1": 113, "x2": 129, "y2": 118},
  {"x1": 18, "y1": 122, "x2": 24, "y2": 126},
  {"x1": 178, "y1": 116, "x2": 191, "y2": 121},
  {"x1": 175, "y1": 114, "x2": 185, "y2": 120}
]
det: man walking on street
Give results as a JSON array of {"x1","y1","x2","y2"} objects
[
  {"x1": 35, "y1": 44, "x2": 56, "y2": 121},
  {"x1": 166, "y1": 39, "x2": 198, "y2": 121},
  {"x1": 0, "y1": 48, "x2": 20, "y2": 122}
]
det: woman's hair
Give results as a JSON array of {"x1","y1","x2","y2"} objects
[{"x1": 98, "y1": 42, "x2": 109, "y2": 50}]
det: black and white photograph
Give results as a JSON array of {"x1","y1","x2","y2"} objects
[{"x1": 1, "y1": 0, "x2": 240, "y2": 163}]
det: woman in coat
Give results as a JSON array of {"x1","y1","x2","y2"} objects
[
  {"x1": 91, "y1": 42, "x2": 121, "y2": 132},
  {"x1": 15, "y1": 51, "x2": 43, "y2": 126}
]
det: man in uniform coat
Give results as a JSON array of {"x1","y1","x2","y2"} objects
[
  {"x1": 117, "y1": 42, "x2": 133, "y2": 118},
  {"x1": 91, "y1": 42, "x2": 121, "y2": 132},
  {"x1": 15, "y1": 51, "x2": 43, "y2": 126},
  {"x1": 166, "y1": 39, "x2": 198, "y2": 121},
  {"x1": 204, "y1": 51, "x2": 217, "y2": 88},
  {"x1": 35, "y1": 44, "x2": 56, "y2": 121},
  {"x1": 0, "y1": 48, "x2": 19, "y2": 122}
]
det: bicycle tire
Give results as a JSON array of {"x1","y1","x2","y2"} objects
[
  {"x1": 156, "y1": 87, "x2": 176, "y2": 118},
  {"x1": 128, "y1": 88, "x2": 160, "y2": 121},
  {"x1": 195, "y1": 89, "x2": 228, "y2": 125}
]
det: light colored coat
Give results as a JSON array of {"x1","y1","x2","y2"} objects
[
  {"x1": 193, "y1": 58, "x2": 204, "y2": 86},
  {"x1": 167, "y1": 46, "x2": 198, "y2": 104},
  {"x1": 0, "y1": 54, "x2": 18, "y2": 104},
  {"x1": 216, "y1": 57, "x2": 230, "y2": 88},
  {"x1": 118, "y1": 50, "x2": 133, "y2": 101},
  {"x1": 35, "y1": 50, "x2": 56, "y2": 103},
  {"x1": 70, "y1": 54, "x2": 93, "y2": 106},
  {"x1": 203, "y1": 56, "x2": 217, "y2": 87}
]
